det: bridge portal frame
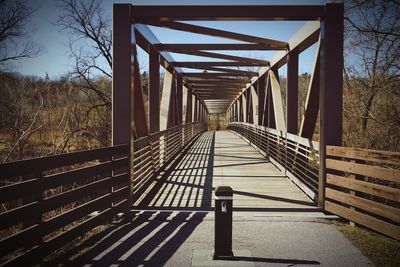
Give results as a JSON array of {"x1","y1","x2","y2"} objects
[{"x1": 112, "y1": 3, "x2": 343, "y2": 210}]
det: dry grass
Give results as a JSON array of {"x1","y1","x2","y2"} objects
[{"x1": 334, "y1": 220, "x2": 400, "y2": 267}]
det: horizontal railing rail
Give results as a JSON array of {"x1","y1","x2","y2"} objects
[
  {"x1": 0, "y1": 144, "x2": 129, "y2": 266},
  {"x1": 325, "y1": 146, "x2": 400, "y2": 240},
  {"x1": 227, "y1": 122, "x2": 319, "y2": 201},
  {"x1": 132, "y1": 122, "x2": 207, "y2": 201}
]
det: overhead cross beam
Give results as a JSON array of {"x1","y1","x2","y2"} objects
[
  {"x1": 181, "y1": 73, "x2": 255, "y2": 78},
  {"x1": 181, "y1": 66, "x2": 258, "y2": 75},
  {"x1": 131, "y1": 5, "x2": 325, "y2": 21},
  {"x1": 144, "y1": 21, "x2": 288, "y2": 48},
  {"x1": 172, "y1": 61, "x2": 267, "y2": 67},
  {"x1": 170, "y1": 50, "x2": 270, "y2": 65},
  {"x1": 155, "y1": 43, "x2": 285, "y2": 51}
]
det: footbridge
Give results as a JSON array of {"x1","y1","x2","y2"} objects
[{"x1": 1, "y1": 3, "x2": 399, "y2": 266}]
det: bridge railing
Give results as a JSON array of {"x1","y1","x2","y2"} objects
[
  {"x1": 227, "y1": 122, "x2": 319, "y2": 201},
  {"x1": 132, "y1": 122, "x2": 206, "y2": 201},
  {"x1": 0, "y1": 144, "x2": 129, "y2": 265},
  {"x1": 325, "y1": 146, "x2": 400, "y2": 240}
]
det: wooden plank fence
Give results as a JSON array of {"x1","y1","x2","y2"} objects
[
  {"x1": 0, "y1": 144, "x2": 130, "y2": 265},
  {"x1": 325, "y1": 146, "x2": 400, "y2": 240}
]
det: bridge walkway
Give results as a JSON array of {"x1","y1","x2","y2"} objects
[{"x1": 135, "y1": 131, "x2": 316, "y2": 212}]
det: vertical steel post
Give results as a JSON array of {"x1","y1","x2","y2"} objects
[
  {"x1": 258, "y1": 76, "x2": 265, "y2": 126},
  {"x1": 319, "y1": 3, "x2": 344, "y2": 210},
  {"x1": 176, "y1": 76, "x2": 183, "y2": 125},
  {"x1": 186, "y1": 88, "x2": 193, "y2": 123},
  {"x1": 287, "y1": 52, "x2": 298, "y2": 134},
  {"x1": 112, "y1": 4, "x2": 132, "y2": 211},
  {"x1": 194, "y1": 97, "x2": 198, "y2": 122},
  {"x1": 149, "y1": 46, "x2": 160, "y2": 133}
]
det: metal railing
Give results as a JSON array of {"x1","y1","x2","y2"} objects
[
  {"x1": 133, "y1": 122, "x2": 207, "y2": 200},
  {"x1": 0, "y1": 144, "x2": 129, "y2": 265},
  {"x1": 227, "y1": 122, "x2": 320, "y2": 201}
]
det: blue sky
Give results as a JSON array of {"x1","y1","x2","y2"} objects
[{"x1": 17, "y1": 0, "x2": 324, "y2": 79}]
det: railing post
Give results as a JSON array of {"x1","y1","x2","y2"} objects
[
  {"x1": 319, "y1": 3, "x2": 344, "y2": 210},
  {"x1": 35, "y1": 171, "x2": 44, "y2": 255}
]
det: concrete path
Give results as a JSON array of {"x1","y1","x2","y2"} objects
[{"x1": 78, "y1": 210, "x2": 372, "y2": 266}]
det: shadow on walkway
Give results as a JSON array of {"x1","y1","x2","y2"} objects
[{"x1": 50, "y1": 211, "x2": 206, "y2": 266}]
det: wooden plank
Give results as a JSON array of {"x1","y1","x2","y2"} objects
[
  {"x1": 326, "y1": 173, "x2": 400, "y2": 202},
  {"x1": 326, "y1": 159, "x2": 400, "y2": 183},
  {"x1": 0, "y1": 178, "x2": 38, "y2": 203},
  {"x1": 0, "y1": 202, "x2": 38, "y2": 229},
  {"x1": 42, "y1": 174, "x2": 128, "y2": 213},
  {"x1": 0, "y1": 224, "x2": 39, "y2": 255},
  {"x1": 326, "y1": 146, "x2": 400, "y2": 165},
  {"x1": 326, "y1": 188, "x2": 400, "y2": 223},
  {"x1": 325, "y1": 201, "x2": 400, "y2": 240},
  {"x1": 42, "y1": 157, "x2": 129, "y2": 190},
  {"x1": 42, "y1": 185, "x2": 128, "y2": 236},
  {"x1": 0, "y1": 145, "x2": 128, "y2": 180},
  {"x1": 41, "y1": 199, "x2": 127, "y2": 258}
]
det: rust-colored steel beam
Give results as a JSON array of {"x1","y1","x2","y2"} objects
[
  {"x1": 300, "y1": 42, "x2": 320, "y2": 138},
  {"x1": 319, "y1": 3, "x2": 344, "y2": 209},
  {"x1": 149, "y1": 46, "x2": 160, "y2": 133},
  {"x1": 186, "y1": 87, "x2": 193, "y2": 123},
  {"x1": 257, "y1": 76, "x2": 265, "y2": 125},
  {"x1": 192, "y1": 86, "x2": 242, "y2": 90},
  {"x1": 145, "y1": 21, "x2": 288, "y2": 48},
  {"x1": 286, "y1": 52, "x2": 298, "y2": 134},
  {"x1": 131, "y1": 5, "x2": 325, "y2": 21},
  {"x1": 112, "y1": 4, "x2": 132, "y2": 147},
  {"x1": 155, "y1": 43, "x2": 285, "y2": 51},
  {"x1": 173, "y1": 61, "x2": 267, "y2": 67},
  {"x1": 186, "y1": 77, "x2": 249, "y2": 82},
  {"x1": 188, "y1": 78, "x2": 247, "y2": 82},
  {"x1": 181, "y1": 66, "x2": 258, "y2": 75},
  {"x1": 177, "y1": 76, "x2": 183, "y2": 125},
  {"x1": 171, "y1": 50, "x2": 270, "y2": 65},
  {"x1": 181, "y1": 73, "x2": 254, "y2": 77}
]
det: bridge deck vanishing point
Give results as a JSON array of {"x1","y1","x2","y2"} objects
[{"x1": 136, "y1": 131, "x2": 316, "y2": 212}]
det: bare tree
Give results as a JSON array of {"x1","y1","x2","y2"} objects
[
  {"x1": 57, "y1": 0, "x2": 112, "y2": 106},
  {"x1": 343, "y1": 0, "x2": 400, "y2": 150},
  {"x1": 0, "y1": 73, "x2": 44, "y2": 162},
  {"x1": 0, "y1": 0, "x2": 39, "y2": 70}
]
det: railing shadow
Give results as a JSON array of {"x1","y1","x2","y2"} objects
[
  {"x1": 135, "y1": 130, "x2": 316, "y2": 212},
  {"x1": 136, "y1": 132, "x2": 215, "y2": 210},
  {"x1": 49, "y1": 211, "x2": 206, "y2": 266}
]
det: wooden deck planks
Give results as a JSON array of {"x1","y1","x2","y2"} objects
[{"x1": 136, "y1": 131, "x2": 316, "y2": 211}]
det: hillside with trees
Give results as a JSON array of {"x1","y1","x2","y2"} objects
[{"x1": 0, "y1": 0, "x2": 399, "y2": 163}]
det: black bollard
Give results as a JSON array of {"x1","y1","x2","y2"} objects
[{"x1": 214, "y1": 186, "x2": 233, "y2": 259}]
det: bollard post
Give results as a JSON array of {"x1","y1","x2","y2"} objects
[{"x1": 214, "y1": 186, "x2": 233, "y2": 259}]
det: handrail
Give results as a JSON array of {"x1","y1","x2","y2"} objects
[
  {"x1": 227, "y1": 122, "x2": 319, "y2": 201},
  {"x1": 132, "y1": 122, "x2": 207, "y2": 201}
]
